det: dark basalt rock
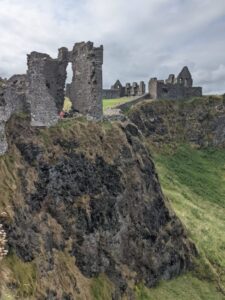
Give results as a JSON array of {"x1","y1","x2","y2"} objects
[
  {"x1": 5, "y1": 118, "x2": 196, "y2": 298},
  {"x1": 129, "y1": 97, "x2": 225, "y2": 148}
]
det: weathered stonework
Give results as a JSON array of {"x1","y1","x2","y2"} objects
[
  {"x1": 27, "y1": 49, "x2": 69, "y2": 126},
  {"x1": 4, "y1": 75, "x2": 29, "y2": 115},
  {"x1": 103, "y1": 80, "x2": 146, "y2": 99},
  {"x1": 138, "y1": 81, "x2": 146, "y2": 95},
  {"x1": 103, "y1": 79, "x2": 125, "y2": 99},
  {"x1": 125, "y1": 83, "x2": 131, "y2": 96},
  {"x1": 70, "y1": 42, "x2": 103, "y2": 119},
  {"x1": 131, "y1": 82, "x2": 139, "y2": 96},
  {"x1": 0, "y1": 41, "x2": 104, "y2": 154},
  {"x1": 102, "y1": 89, "x2": 120, "y2": 99},
  {"x1": 149, "y1": 66, "x2": 202, "y2": 100},
  {"x1": 0, "y1": 74, "x2": 28, "y2": 154}
]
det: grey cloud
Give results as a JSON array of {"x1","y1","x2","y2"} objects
[{"x1": 0, "y1": 0, "x2": 225, "y2": 94}]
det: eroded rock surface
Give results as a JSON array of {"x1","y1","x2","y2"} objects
[
  {"x1": 2, "y1": 115, "x2": 196, "y2": 299},
  {"x1": 129, "y1": 97, "x2": 225, "y2": 148}
]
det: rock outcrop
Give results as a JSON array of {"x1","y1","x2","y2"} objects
[
  {"x1": 1, "y1": 115, "x2": 196, "y2": 299},
  {"x1": 128, "y1": 96, "x2": 225, "y2": 148}
]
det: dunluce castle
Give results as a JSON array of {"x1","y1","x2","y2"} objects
[
  {"x1": 0, "y1": 41, "x2": 202, "y2": 155},
  {"x1": 103, "y1": 66, "x2": 202, "y2": 99}
]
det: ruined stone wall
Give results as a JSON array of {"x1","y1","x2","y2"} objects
[
  {"x1": 149, "y1": 78, "x2": 158, "y2": 99},
  {"x1": 4, "y1": 75, "x2": 29, "y2": 115},
  {"x1": 70, "y1": 42, "x2": 103, "y2": 119},
  {"x1": 125, "y1": 83, "x2": 131, "y2": 96},
  {"x1": 0, "y1": 74, "x2": 29, "y2": 154},
  {"x1": 138, "y1": 81, "x2": 146, "y2": 95},
  {"x1": 131, "y1": 82, "x2": 139, "y2": 96},
  {"x1": 149, "y1": 80, "x2": 202, "y2": 100},
  {"x1": 102, "y1": 89, "x2": 120, "y2": 99},
  {"x1": 149, "y1": 67, "x2": 202, "y2": 100},
  {"x1": 27, "y1": 49, "x2": 68, "y2": 126}
]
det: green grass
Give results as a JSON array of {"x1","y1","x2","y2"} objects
[
  {"x1": 102, "y1": 97, "x2": 131, "y2": 111},
  {"x1": 135, "y1": 273, "x2": 223, "y2": 300},
  {"x1": 91, "y1": 274, "x2": 114, "y2": 300},
  {"x1": 4, "y1": 253, "x2": 37, "y2": 298},
  {"x1": 136, "y1": 144, "x2": 225, "y2": 299}
]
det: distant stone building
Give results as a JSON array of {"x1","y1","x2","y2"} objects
[
  {"x1": 102, "y1": 80, "x2": 124, "y2": 99},
  {"x1": 103, "y1": 80, "x2": 146, "y2": 99},
  {"x1": 149, "y1": 66, "x2": 202, "y2": 100}
]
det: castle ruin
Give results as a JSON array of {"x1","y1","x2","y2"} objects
[
  {"x1": 148, "y1": 66, "x2": 202, "y2": 100},
  {"x1": 0, "y1": 41, "x2": 203, "y2": 156},
  {"x1": 0, "y1": 41, "x2": 103, "y2": 154},
  {"x1": 102, "y1": 80, "x2": 146, "y2": 99}
]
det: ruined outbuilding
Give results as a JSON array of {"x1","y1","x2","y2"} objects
[
  {"x1": 103, "y1": 80, "x2": 146, "y2": 99},
  {"x1": 149, "y1": 66, "x2": 202, "y2": 100}
]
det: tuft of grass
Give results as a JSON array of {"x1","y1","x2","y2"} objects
[{"x1": 4, "y1": 253, "x2": 37, "y2": 298}]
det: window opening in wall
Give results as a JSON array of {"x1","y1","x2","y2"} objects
[{"x1": 63, "y1": 62, "x2": 73, "y2": 113}]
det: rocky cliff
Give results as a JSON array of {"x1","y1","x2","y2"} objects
[
  {"x1": 0, "y1": 114, "x2": 196, "y2": 299},
  {"x1": 128, "y1": 96, "x2": 225, "y2": 148}
]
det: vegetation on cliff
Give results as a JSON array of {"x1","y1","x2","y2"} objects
[
  {"x1": 0, "y1": 113, "x2": 195, "y2": 299},
  {"x1": 0, "y1": 96, "x2": 225, "y2": 299},
  {"x1": 128, "y1": 96, "x2": 225, "y2": 299}
]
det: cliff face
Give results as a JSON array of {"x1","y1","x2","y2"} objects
[
  {"x1": 0, "y1": 115, "x2": 196, "y2": 299},
  {"x1": 128, "y1": 96, "x2": 225, "y2": 148}
]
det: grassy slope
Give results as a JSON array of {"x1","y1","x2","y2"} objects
[
  {"x1": 103, "y1": 97, "x2": 131, "y2": 111},
  {"x1": 63, "y1": 96, "x2": 131, "y2": 112},
  {"x1": 1, "y1": 106, "x2": 225, "y2": 299},
  {"x1": 136, "y1": 144, "x2": 225, "y2": 299}
]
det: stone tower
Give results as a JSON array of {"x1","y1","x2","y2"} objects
[
  {"x1": 26, "y1": 48, "x2": 69, "y2": 127},
  {"x1": 70, "y1": 42, "x2": 103, "y2": 119}
]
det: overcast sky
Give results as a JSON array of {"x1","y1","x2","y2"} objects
[{"x1": 0, "y1": 0, "x2": 225, "y2": 94}]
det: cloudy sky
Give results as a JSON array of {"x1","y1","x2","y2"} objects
[{"x1": 0, "y1": 0, "x2": 225, "y2": 94}]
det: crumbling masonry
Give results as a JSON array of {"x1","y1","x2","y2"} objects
[
  {"x1": 148, "y1": 66, "x2": 202, "y2": 100},
  {"x1": 102, "y1": 80, "x2": 146, "y2": 99},
  {"x1": 0, "y1": 43, "x2": 203, "y2": 156},
  {"x1": 0, "y1": 41, "x2": 103, "y2": 154},
  {"x1": 69, "y1": 42, "x2": 103, "y2": 118}
]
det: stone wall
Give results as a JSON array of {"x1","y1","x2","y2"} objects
[
  {"x1": 138, "y1": 81, "x2": 146, "y2": 95},
  {"x1": 103, "y1": 80, "x2": 146, "y2": 99},
  {"x1": 0, "y1": 74, "x2": 29, "y2": 154},
  {"x1": 102, "y1": 89, "x2": 120, "y2": 99},
  {"x1": 149, "y1": 67, "x2": 202, "y2": 100},
  {"x1": 0, "y1": 41, "x2": 104, "y2": 155},
  {"x1": 4, "y1": 75, "x2": 29, "y2": 115},
  {"x1": 26, "y1": 49, "x2": 68, "y2": 126},
  {"x1": 70, "y1": 42, "x2": 103, "y2": 119}
]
